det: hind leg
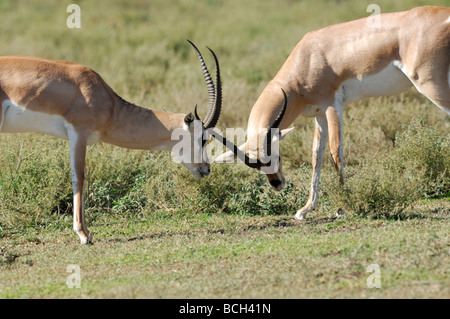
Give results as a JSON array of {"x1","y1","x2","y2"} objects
[
  {"x1": 414, "y1": 74, "x2": 450, "y2": 115},
  {"x1": 327, "y1": 102, "x2": 344, "y2": 185},
  {"x1": 399, "y1": 58, "x2": 450, "y2": 115}
]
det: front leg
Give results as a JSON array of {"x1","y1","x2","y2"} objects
[
  {"x1": 295, "y1": 115, "x2": 328, "y2": 220},
  {"x1": 67, "y1": 126, "x2": 92, "y2": 244}
]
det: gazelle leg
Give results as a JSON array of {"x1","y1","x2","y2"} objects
[
  {"x1": 398, "y1": 48, "x2": 450, "y2": 115},
  {"x1": 326, "y1": 104, "x2": 344, "y2": 185},
  {"x1": 67, "y1": 126, "x2": 92, "y2": 244},
  {"x1": 295, "y1": 115, "x2": 328, "y2": 220},
  {"x1": 409, "y1": 73, "x2": 450, "y2": 115}
]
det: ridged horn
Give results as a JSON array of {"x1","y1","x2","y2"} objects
[{"x1": 187, "y1": 40, "x2": 222, "y2": 129}]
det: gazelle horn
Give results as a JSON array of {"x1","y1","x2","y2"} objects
[{"x1": 187, "y1": 40, "x2": 222, "y2": 129}]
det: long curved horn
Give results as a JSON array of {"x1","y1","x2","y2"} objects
[
  {"x1": 209, "y1": 129, "x2": 263, "y2": 169},
  {"x1": 264, "y1": 88, "x2": 288, "y2": 159},
  {"x1": 194, "y1": 104, "x2": 200, "y2": 120},
  {"x1": 187, "y1": 40, "x2": 222, "y2": 129},
  {"x1": 203, "y1": 46, "x2": 222, "y2": 129}
]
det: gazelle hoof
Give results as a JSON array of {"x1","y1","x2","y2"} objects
[
  {"x1": 79, "y1": 233, "x2": 93, "y2": 245},
  {"x1": 294, "y1": 212, "x2": 307, "y2": 220}
]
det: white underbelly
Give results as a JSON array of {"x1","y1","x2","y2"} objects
[
  {"x1": 0, "y1": 100, "x2": 100, "y2": 144},
  {"x1": 338, "y1": 60, "x2": 413, "y2": 105},
  {"x1": 1, "y1": 100, "x2": 69, "y2": 139}
]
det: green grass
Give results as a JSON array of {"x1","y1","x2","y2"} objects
[
  {"x1": 0, "y1": 0, "x2": 449, "y2": 299},
  {"x1": 1, "y1": 206, "x2": 449, "y2": 298}
]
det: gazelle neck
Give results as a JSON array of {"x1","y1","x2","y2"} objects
[
  {"x1": 101, "y1": 96, "x2": 185, "y2": 151},
  {"x1": 245, "y1": 80, "x2": 303, "y2": 152}
]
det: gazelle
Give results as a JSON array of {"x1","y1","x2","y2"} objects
[
  {"x1": 215, "y1": 6, "x2": 450, "y2": 219},
  {"x1": 0, "y1": 41, "x2": 222, "y2": 244}
]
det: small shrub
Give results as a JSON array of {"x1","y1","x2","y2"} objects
[
  {"x1": 141, "y1": 162, "x2": 304, "y2": 217},
  {"x1": 221, "y1": 171, "x2": 301, "y2": 215},
  {"x1": 0, "y1": 137, "x2": 72, "y2": 225},
  {"x1": 326, "y1": 119, "x2": 449, "y2": 218},
  {"x1": 394, "y1": 119, "x2": 449, "y2": 197}
]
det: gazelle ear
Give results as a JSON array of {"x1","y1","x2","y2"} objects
[
  {"x1": 213, "y1": 143, "x2": 247, "y2": 163},
  {"x1": 272, "y1": 127, "x2": 295, "y2": 142},
  {"x1": 213, "y1": 149, "x2": 236, "y2": 163},
  {"x1": 279, "y1": 127, "x2": 295, "y2": 140},
  {"x1": 184, "y1": 113, "x2": 195, "y2": 127}
]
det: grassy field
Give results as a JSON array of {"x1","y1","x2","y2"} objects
[{"x1": 0, "y1": 0, "x2": 449, "y2": 299}]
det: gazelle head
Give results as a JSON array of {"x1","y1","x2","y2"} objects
[
  {"x1": 174, "y1": 40, "x2": 222, "y2": 179},
  {"x1": 213, "y1": 89, "x2": 295, "y2": 190}
]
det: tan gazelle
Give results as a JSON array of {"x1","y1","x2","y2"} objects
[
  {"x1": 0, "y1": 41, "x2": 222, "y2": 244},
  {"x1": 215, "y1": 6, "x2": 450, "y2": 220}
]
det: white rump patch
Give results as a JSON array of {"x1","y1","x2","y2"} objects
[{"x1": 445, "y1": 16, "x2": 450, "y2": 24}]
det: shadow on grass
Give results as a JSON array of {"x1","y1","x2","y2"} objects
[{"x1": 99, "y1": 215, "x2": 343, "y2": 243}]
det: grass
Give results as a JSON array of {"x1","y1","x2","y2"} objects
[
  {"x1": 0, "y1": 0, "x2": 449, "y2": 299},
  {"x1": 1, "y1": 207, "x2": 449, "y2": 298}
]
